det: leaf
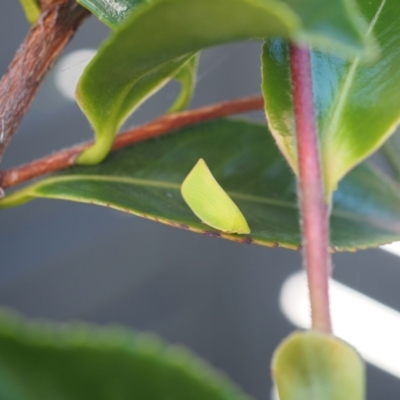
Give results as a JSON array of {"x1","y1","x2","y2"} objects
[
  {"x1": 167, "y1": 54, "x2": 199, "y2": 114},
  {"x1": 77, "y1": 0, "x2": 370, "y2": 55},
  {"x1": 0, "y1": 309, "x2": 251, "y2": 400},
  {"x1": 19, "y1": 0, "x2": 40, "y2": 25},
  {"x1": 181, "y1": 159, "x2": 250, "y2": 234},
  {"x1": 76, "y1": 0, "x2": 199, "y2": 165},
  {"x1": 3, "y1": 119, "x2": 400, "y2": 251},
  {"x1": 77, "y1": 0, "x2": 146, "y2": 29},
  {"x1": 383, "y1": 130, "x2": 400, "y2": 180},
  {"x1": 76, "y1": 53, "x2": 197, "y2": 164},
  {"x1": 262, "y1": 0, "x2": 400, "y2": 196},
  {"x1": 272, "y1": 331, "x2": 365, "y2": 400},
  {"x1": 77, "y1": 0, "x2": 199, "y2": 115},
  {"x1": 75, "y1": 0, "x2": 370, "y2": 164}
]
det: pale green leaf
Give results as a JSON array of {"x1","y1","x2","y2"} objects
[
  {"x1": 76, "y1": 0, "x2": 370, "y2": 164},
  {"x1": 0, "y1": 309, "x2": 251, "y2": 400},
  {"x1": 262, "y1": 0, "x2": 400, "y2": 195},
  {"x1": 2, "y1": 119, "x2": 400, "y2": 251},
  {"x1": 19, "y1": 0, "x2": 40, "y2": 25},
  {"x1": 181, "y1": 158, "x2": 250, "y2": 234},
  {"x1": 272, "y1": 331, "x2": 365, "y2": 400}
]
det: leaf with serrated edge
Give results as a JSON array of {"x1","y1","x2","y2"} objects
[
  {"x1": 2, "y1": 119, "x2": 400, "y2": 251},
  {"x1": 262, "y1": 0, "x2": 400, "y2": 196},
  {"x1": 0, "y1": 308, "x2": 252, "y2": 400},
  {"x1": 76, "y1": 0, "x2": 371, "y2": 165},
  {"x1": 181, "y1": 158, "x2": 250, "y2": 234},
  {"x1": 272, "y1": 331, "x2": 365, "y2": 400}
]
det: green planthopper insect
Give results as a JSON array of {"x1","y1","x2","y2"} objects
[{"x1": 181, "y1": 158, "x2": 250, "y2": 234}]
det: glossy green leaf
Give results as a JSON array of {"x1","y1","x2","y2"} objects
[
  {"x1": 0, "y1": 309, "x2": 251, "y2": 400},
  {"x1": 19, "y1": 0, "x2": 40, "y2": 25},
  {"x1": 262, "y1": 0, "x2": 400, "y2": 196},
  {"x1": 3, "y1": 119, "x2": 400, "y2": 251},
  {"x1": 77, "y1": 0, "x2": 199, "y2": 123},
  {"x1": 76, "y1": 53, "x2": 197, "y2": 164},
  {"x1": 181, "y1": 158, "x2": 250, "y2": 234},
  {"x1": 272, "y1": 331, "x2": 365, "y2": 400},
  {"x1": 76, "y1": 0, "x2": 370, "y2": 164}
]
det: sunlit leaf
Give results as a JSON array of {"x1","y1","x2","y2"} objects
[
  {"x1": 262, "y1": 0, "x2": 400, "y2": 195},
  {"x1": 76, "y1": 0, "x2": 370, "y2": 164},
  {"x1": 19, "y1": 0, "x2": 40, "y2": 25},
  {"x1": 76, "y1": 53, "x2": 197, "y2": 164},
  {"x1": 272, "y1": 331, "x2": 365, "y2": 400},
  {"x1": 181, "y1": 158, "x2": 250, "y2": 234},
  {"x1": 77, "y1": 0, "x2": 199, "y2": 116},
  {"x1": 2, "y1": 119, "x2": 400, "y2": 251},
  {"x1": 0, "y1": 309, "x2": 251, "y2": 400}
]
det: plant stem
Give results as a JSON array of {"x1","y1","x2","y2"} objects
[
  {"x1": 0, "y1": 95, "x2": 264, "y2": 190},
  {"x1": 289, "y1": 44, "x2": 332, "y2": 334},
  {"x1": 0, "y1": 0, "x2": 89, "y2": 163}
]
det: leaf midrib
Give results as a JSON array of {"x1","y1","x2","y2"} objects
[
  {"x1": 34, "y1": 174, "x2": 296, "y2": 208},
  {"x1": 33, "y1": 174, "x2": 394, "y2": 228},
  {"x1": 320, "y1": 0, "x2": 386, "y2": 145}
]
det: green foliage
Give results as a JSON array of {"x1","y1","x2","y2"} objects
[
  {"x1": 383, "y1": 130, "x2": 400, "y2": 180},
  {"x1": 262, "y1": 0, "x2": 400, "y2": 195},
  {"x1": 2, "y1": 119, "x2": 400, "y2": 251},
  {"x1": 19, "y1": 0, "x2": 40, "y2": 25},
  {"x1": 78, "y1": 0, "x2": 199, "y2": 116},
  {"x1": 0, "y1": 309, "x2": 251, "y2": 400},
  {"x1": 5, "y1": 1, "x2": 400, "y2": 398},
  {"x1": 77, "y1": 0, "x2": 146, "y2": 29},
  {"x1": 76, "y1": 53, "x2": 197, "y2": 164},
  {"x1": 181, "y1": 158, "x2": 250, "y2": 234},
  {"x1": 167, "y1": 54, "x2": 199, "y2": 114},
  {"x1": 272, "y1": 331, "x2": 365, "y2": 400},
  {"x1": 76, "y1": 0, "x2": 369, "y2": 164},
  {"x1": 76, "y1": 0, "x2": 199, "y2": 165}
]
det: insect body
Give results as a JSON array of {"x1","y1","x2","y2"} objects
[{"x1": 181, "y1": 158, "x2": 250, "y2": 234}]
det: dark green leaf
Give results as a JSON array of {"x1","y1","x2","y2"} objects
[
  {"x1": 76, "y1": 0, "x2": 370, "y2": 164},
  {"x1": 272, "y1": 331, "x2": 365, "y2": 400},
  {"x1": 262, "y1": 0, "x2": 400, "y2": 195},
  {"x1": 2, "y1": 119, "x2": 400, "y2": 251},
  {"x1": 0, "y1": 309, "x2": 251, "y2": 400}
]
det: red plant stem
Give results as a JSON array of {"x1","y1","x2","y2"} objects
[
  {"x1": 0, "y1": 95, "x2": 264, "y2": 190},
  {"x1": 289, "y1": 44, "x2": 332, "y2": 334}
]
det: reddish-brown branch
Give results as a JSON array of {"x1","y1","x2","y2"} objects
[
  {"x1": 0, "y1": 95, "x2": 264, "y2": 189},
  {"x1": 0, "y1": 0, "x2": 89, "y2": 162},
  {"x1": 290, "y1": 44, "x2": 332, "y2": 334}
]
